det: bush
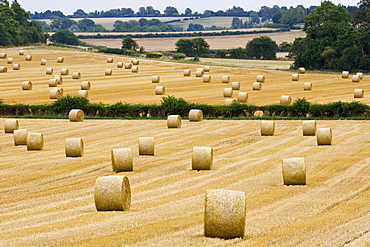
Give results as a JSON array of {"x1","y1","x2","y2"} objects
[
  {"x1": 172, "y1": 53, "x2": 186, "y2": 60},
  {"x1": 146, "y1": 52, "x2": 163, "y2": 58},
  {"x1": 49, "y1": 30, "x2": 80, "y2": 45},
  {"x1": 52, "y1": 95, "x2": 90, "y2": 114},
  {"x1": 160, "y1": 95, "x2": 190, "y2": 116},
  {"x1": 292, "y1": 98, "x2": 310, "y2": 117}
]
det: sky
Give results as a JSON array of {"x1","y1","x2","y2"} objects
[{"x1": 17, "y1": 0, "x2": 359, "y2": 15}]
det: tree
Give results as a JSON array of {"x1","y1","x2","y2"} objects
[
  {"x1": 353, "y1": 0, "x2": 370, "y2": 29},
  {"x1": 122, "y1": 35, "x2": 139, "y2": 50},
  {"x1": 231, "y1": 17, "x2": 243, "y2": 29},
  {"x1": 164, "y1": 6, "x2": 179, "y2": 16},
  {"x1": 289, "y1": 1, "x2": 354, "y2": 69},
  {"x1": 184, "y1": 8, "x2": 192, "y2": 15},
  {"x1": 175, "y1": 38, "x2": 210, "y2": 57},
  {"x1": 50, "y1": 30, "x2": 80, "y2": 45},
  {"x1": 245, "y1": 36, "x2": 277, "y2": 59}
]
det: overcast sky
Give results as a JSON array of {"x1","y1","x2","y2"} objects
[{"x1": 17, "y1": 0, "x2": 359, "y2": 15}]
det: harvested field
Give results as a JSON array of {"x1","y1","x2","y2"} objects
[
  {"x1": 83, "y1": 30, "x2": 306, "y2": 51},
  {"x1": 0, "y1": 118, "x2": 369, "y2": 246},
  {"x1": 0, "y1": 47, "x2": 370, "y2": 246},
  {"x1": 0, "y1": 47, "x2": 369, "y2": 106}
]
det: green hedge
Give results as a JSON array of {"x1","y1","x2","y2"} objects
[{"x1": 0, "y1": 96, "x2": 368, "y2": 119}]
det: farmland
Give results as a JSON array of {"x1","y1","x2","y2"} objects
[
  {"x1": 82, "y1": 30, "x2": 306, "y2": 52},
  {"x1": 0, "y1": 47, "x2": 369, "y2": 246}
]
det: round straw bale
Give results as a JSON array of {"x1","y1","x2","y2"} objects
[
  {"x1": 81, "y1": 81, "x2": 91, "y2": 90},
  {"x1": 231, "y1": 82, "x2": 240, "y2": 90},
  {"x1": 138, "y1": 137, "x2": 154, "y2": 155},
  {"x1": 7, "y1": 58, "x2": 13, "y2": 64},
  {"x1": 303, "y1": 120, "x2": 316, "y2": 136},
  {"x1": 25, "y1": 55, "x2": 32, "y2": 61},
  {"x1": 261, "y1": 121, "x2": 275, "y2": 136},
  {"x1": 237, "y1": 92, "x2": 248, "y2": 102},
  {"x1": 132, "y1": 59, "x2": 139, "y2": 65},
  {"x1": 155, "y1": 86, "x2": 165, "y2": 95},
  {"x1": 292, "y1": 74, "x2": 299, "y2": 81},
  {"x1": 46, "y1": 68, "x2": 53, "y2": 75},
  {"x1": 342, "y1": 71, "x2": 349, "y2": 78},
  {"x1": 303, "y1": 82, "x2": 312, "y2": 91},
  {"x1": 280, "y1": 95, "x2": 292, "y2": 105},
  {"x1": 256, "y1": 75, "x2": 265, "y2": 83},
  {"x1": 192, "y1": 147, "x2": 213, "y2": 170},
  {"x1": 222, "y1": 76, "x2": 230, "y2": 83},
  {"x1": 196, "y1": 70, "x2": 204, "y2": 77},
  {"x1": 0, "y1": 66, "x2": 7, "y2": 73},
  {"x1": 152, "y1": 76, "x2": 160, "y2": 83},
  {"x1": 223, "y1": 88, "x2": 233, "y2": 97},
  {"x1": 27, "y1": 133, "x2": 44, "y2": 150},
  {"x1": 69, "y1": 109, "x2": 84, "y2": 122},
  {"x1": 14, "y1": 129, "x2": 27, "y2": 145},
  {"x1": 50, "y1": 89, "x2": 61, "y2": 99},
  {"x1": 57, "y1": 57, "x2": 64, "y2": 63},
  {"x1": 65, "y1": 138, "x2": 84, "y2": 157},
  {"x1": 352, "y1": 75, "x2": 360, "y2": 82},
  {"x1": 167, "y1": 115, "x2": 182, "y2": 128},
  {"x1": 57, "y1": 87, "x2": 63, "y2": 96},
  {"x1": 54, "y1": 75, "x2": 63, "y2": 85},
  {"x1": 124, "y1": 63, "x2": 132, "y2": 69},
  {"x1": 22, "y1": 81, "x2": 32, "y2": 90},
  {"x1": 189, "y1": 109, "x2": 203, "y2": 122},
  {"x1": 72, "y1": 72, "x2": 81, "y2": 79},
  {"x1": 225, "y1": 99, "x2": 236, "y2": 105},
  {"x1": 252, "y1": 82, "x2": 261, "y2": 91},
  {"x1": 19, "y1": 50, "x2": 25, "y2": 55},
  {"x1": 131, "y1": 66, "x2": 138, "y2": 73},
  {"x1": 4, "y1": 119, "x2": 19, "y2": 133},
  {"x1": 94, "y1": 175, "x2": 131, "y2": 211},
  {"x1": 13, "y1": 64, "x2": 20, "y2": 70},
  {"x1": 105, "y1": 69, "x2": 112, "y2": 75},
  {"x1": 107, "y1": 57, "x2": 114, "y2": 63},
  {"x1": 40, "y1": 59, "x2": 46, "y2": 65},
  {"x1": 117, "y1": 62, "x2": 123, "y2": 68},
  {"x1": 282, "y1": 158, "x2": 306, "y2": 185},
  {"x1": 48, "y1": 79, "x2": 58, "y2": 87},
  {"x1": 0, "y1": 53, "x2": 7, "y2": 58},
  {"x1": 356, "y1": 72, "x2": 363, "y2": 79},
  {"x1": 204, "y1": 66, "x2": 210, "y2": 72},
  {"x1": 254, "y1": 110, "x2": 264, "y2": 117},
  {"x1": 298, "y1": 67, "x2": 306, "y2": 74},
  {"x1": 183, "y1": 69, "x2": 191, "y2": 76},
  {"x1": 316, "y1": 128, "x2": 332, "y2": 145},
  {"x1": 203, "y1": 75, "x2": 211, "y2": 83},
  {"x1": 60, "y1": 68, "x2": 69, "y2": 75},
  {"x1": 204, "y1": 189, "x2": 246, "y2": 238},
  {"x1": 354, "y1": 89, "x2": 364, "y2": 98},
  {"x1": 78, "y1": 90, "x2": 88, "y2": 98},
  {"x1": 111, "y1": 148, "x2": 133, "y2": 172}
]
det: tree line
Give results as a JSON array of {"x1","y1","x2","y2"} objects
[
  {"x1": 29, "y1": 5, "x2": 358, "y2": 20},
  {"x1": 0, "y1": 0, "x2": 46, "y2": 46}
]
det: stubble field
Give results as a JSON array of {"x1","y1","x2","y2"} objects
[{"x1": 0, "y1": 47, "x2": 369, "y2": 246}]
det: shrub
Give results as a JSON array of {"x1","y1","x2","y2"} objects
[
  {"x1": 172, "y1": 53, "x2": 186, "y2": 60},
  {"x1": 52, "y1": 95, "x2": 90, "y2": 114},
  {"x1": 146, "y1": 52, "x2": 163, "y2": 58},
  {"x1": 50, "y1": 30, "x2": 80, "y2": 45},
  {"x1": 160, "y1": 95, "x2": 190, "y2": 116},
  {"x1": 292, "y1": 98, "x2": 310, "y2": 117}
]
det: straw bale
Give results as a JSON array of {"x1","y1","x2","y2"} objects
[
  {"x1": 280, "y1": 95, "x2": 292, "y2": 105},
  {"x1": 152, "y1": 76, "x2": 160, "y2": 83},
  {"x1": 189, "y1": 109, "x2": 203, "y2": 122},
  {"x1": 261, "y1": 121, "x2": 275, "y2": 136},
  {"x1": 222, "y1": 76, "x2": 230, "y2": 83},
  {"x1": 138, "y1": 137, "x2": 155, "y2": 155},
  {"x1": 282, "y1": 158, "x2": 306, "y2": 185},
  {"x1": 223, "y1": 88, "x2": 233, "y2": 97},
  {"x1": 252, "y1": 82, "x2": 261, "y2": 90},
  {"x1": 192, "y1": 147, "x2": 213, "y2": 170},
  {"x1": 69, "y1": 109, "x2": 84, "y2": 122},
  {"x1": 237, "y1": 92, "x2": 248, "y2": 102},
  {"x1": 167, "y1": 115, "x2": 182, "y2": 128},
  {"x1": 65, "y1": 138, "x2": 84, "y2": 157},
  {"x1": 14, "y1": 129, "x2": 27, "y2": 146},
  {"x1": 204, "y1": 189, "x2": 246, "y2": 238},
  {"x1": 316, "y1": 128, "x2": 332, "y2": 145},
  {"x1": 111, "y1": 148, "x2": 133, "y2": 172},
  {"x1": 22, "y1": 81, "x2": 32, "y2": 90},
  {"x1": 27, "y1": 133, "x2": 44, "y2": 150},
  {"x1": 78, "y1": 90, "x2": 88, "y2": 98},
  {"x1": 183, "y1": 69, "x2": 191, "y2": 76},
  {"x1": 72, "y1": 72, "x2": 81, "y2": 79},
  {"x1": 354, "y1": 89, "x2": 364, "y2": 98},
  {"x1": 256, "y1": 75, "x2": 265, "y2": 83},
  {"x1": 231, "y1": 82, "x2": 240, "y2": 90},
  {"x1": 155, "y1": 86, "x2": 165, "y2": 95},
  {"x1": 4, "y1": 119, "x2": 19, "y2": 133},
  {"x1": 203, "y1": 75, "x2": 211, "y2": 83},
  {"x1": 94, "y1": 175, "x2": 131, "y2": 211},
  {"x1": 303, "y1": 120, "x2": 316, "y2": 136},
  {"x1": 81, "y1": 81, "x2": 91, "y2": 90}
]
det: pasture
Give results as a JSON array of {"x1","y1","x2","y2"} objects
[{"x1": 0, "y1": 47, "x2": 369, "y2": 246}]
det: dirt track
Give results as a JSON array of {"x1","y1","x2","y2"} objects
[{"x1": 0, "y1": 48, "x2": 369, "y2": 246}]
